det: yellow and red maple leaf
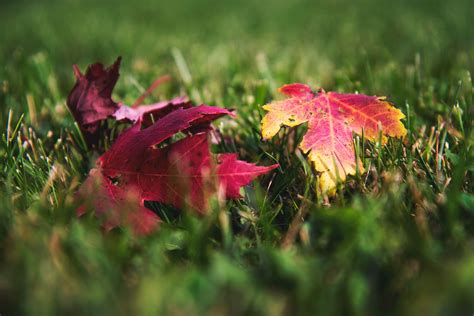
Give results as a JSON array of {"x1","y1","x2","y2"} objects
[{"x1": 261, "y1": 83, "x2": 407, "y2": 194}]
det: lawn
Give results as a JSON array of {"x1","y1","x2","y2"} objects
[{"x1": 1, "y1": 0, "x2": 473, "y2": 314}]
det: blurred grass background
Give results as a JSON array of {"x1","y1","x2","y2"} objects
[{"x1": 0, "y1": 0, "x2": 473, "y2": 315}]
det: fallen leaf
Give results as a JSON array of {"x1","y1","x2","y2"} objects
[
  {"x1": 261, "y1": 83, "x2": 406, "y2": 194},
  {"x1": 96, "y1": 106, "x2": 277, "y2": 213},
  {"x1": 67, "y1": 57, "x2": 121, "y2": 144}
]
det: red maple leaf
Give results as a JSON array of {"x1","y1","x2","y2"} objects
[
  {"x1": 261, "y1": 83, "x2": 406, "y2": 194},
  {"x1": 80, "y1": 106, "x2": 277, "y2": 234}
]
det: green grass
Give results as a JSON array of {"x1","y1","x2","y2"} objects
[{"x1": 1, "y1": 0, "x2": 473, "y2": 314}]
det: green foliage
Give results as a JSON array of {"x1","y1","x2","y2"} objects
[{"x1": 1, "y1": 0, "x2": 473, "y2": 314}]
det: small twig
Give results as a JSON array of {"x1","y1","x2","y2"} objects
[
  {"x1": 281, "y1": 196, "x2": 310, "y2": 250},
  {"x1": 131, "y1": 75, "x2": 171, "y2": 108}
]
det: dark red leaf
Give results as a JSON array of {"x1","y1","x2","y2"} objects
[{"x1": 66, "y1": 57, "x2": 121, "y2": 144}]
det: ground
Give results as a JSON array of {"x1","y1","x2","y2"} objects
[{"x1": 0, "y1": 0, "x2": 473, "y2": 314}]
